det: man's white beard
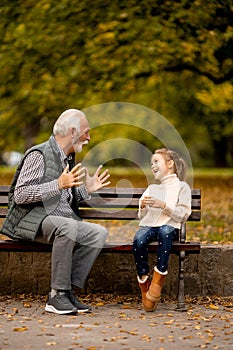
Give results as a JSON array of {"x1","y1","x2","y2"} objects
[{"x1": 74, "y1": 140, "x2": 89, "y2": 153}]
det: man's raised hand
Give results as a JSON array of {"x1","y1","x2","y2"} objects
[
  {"x1": 58, "y1": 163, "x2": 86, "y2": 190},
  {"x1": 85, "y1": 165, "x2": 111, "y2": 194}
]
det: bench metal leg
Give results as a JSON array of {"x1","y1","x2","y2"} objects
[{"x1": 176, "y1": 250, "x2": 187, "y2": 311}]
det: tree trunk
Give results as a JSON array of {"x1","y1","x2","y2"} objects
[
  {"x1": 22, "y1": 120, "x2": 41, "y2": 151},
  {"x1": 212, "y1": 137, "x2": 228, "y2": 167}
]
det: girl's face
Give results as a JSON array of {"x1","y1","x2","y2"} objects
[{"x1": 151, "y1": 153, "x2": 174, "y2": 181}]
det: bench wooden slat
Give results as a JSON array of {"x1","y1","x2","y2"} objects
[
  {"x1": 80, "y1": 197, "x2": 141, "y2": 208},
  {"x1": 0, "y1": 208, "x2": 8, "y2": 218},
  {"x1": 0, "y1": 199, "x2": 202, "y2": 208},
  {"x1": 0, "y1": 239, "x2": 52, "y2": 252},
  {"x1": 91, "y1": 187, "x2": 145, "y2": 197},
  {"x1": 0, "y1": 185, "x2": 9, "y2": 194},
  {"x1": 80, "y1": 197, "x2": 201, "y2": 210},
  {"x1": 0, "y1": 186, "x2": 201, "y2": 199},
  {"x1": 0, "y1": 187, "x2": 201, "y2": 195},
  {"x1": 80, "y1": 208, "x2": 138, "y2": 220},
  {"x1": 79, "y1": 208, "x2": 201, "y2": 221},
  {"x1": 104, "y1": 241, "x2": 200, "y2": 254},
  {"x1": 0, "y1": 239, "x2": 200, "y2": 254},
  {"x1": 187, "y1": 211, "x2": 201, "y2": 221},
  {"x1": 0, "y1": 196, "x2": 8, "y2": 205},
  {"x1": 1, "y1": 208, "x2": 201, "y2": 221}
]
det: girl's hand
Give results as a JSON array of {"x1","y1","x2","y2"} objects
[{"x1": 141, "y1": 196, "x2": 166, "y2": 209}]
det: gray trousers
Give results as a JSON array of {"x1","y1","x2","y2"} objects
[{"x1": 36, "y1": 216, "x2": 108, "y2": 290}]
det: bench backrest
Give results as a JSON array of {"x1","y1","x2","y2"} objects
[{"x1": 0, "y1": 185, "x2": 201, "y2": 221}]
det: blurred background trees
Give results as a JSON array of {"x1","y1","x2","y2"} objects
[{"x1": 0, "y1": 0, "x2": 232, "y2": 167}]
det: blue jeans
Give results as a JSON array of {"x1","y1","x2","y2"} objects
[{"x1": 132, "y1": 225, "x2": 178, "y2": 276}]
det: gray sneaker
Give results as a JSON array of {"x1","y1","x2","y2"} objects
[
  {"x1": 67, "y1": 290, "x2": 92, "y2": 313},
  {"x1": 45, "y1": 291, "x2": 78, "y2": 314}
]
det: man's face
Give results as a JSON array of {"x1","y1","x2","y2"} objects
[{"x1": 72, "y1": 117, "x2": 90, "y2": 153}]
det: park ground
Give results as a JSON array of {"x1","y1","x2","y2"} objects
[{"x1": 0, "y1": 294, "x2": 233, "y2": 350}]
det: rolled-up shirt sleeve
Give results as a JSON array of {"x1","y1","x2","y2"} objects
[{"x1": 14, "y1": 151, "x2": 61, "y2": 204}]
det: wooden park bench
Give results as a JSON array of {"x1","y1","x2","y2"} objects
[{"x1": 0, "y1": 185, "x2": 201, "y2": 311}]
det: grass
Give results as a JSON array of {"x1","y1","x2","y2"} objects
[
  {"x1": 0, "y1": 167, "x2": 232, "y2": 244},
  {"x1": 189, "y1": 175, "x2": 233, "y2": 244}
]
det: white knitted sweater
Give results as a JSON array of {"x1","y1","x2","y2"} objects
[{"x1": 138, "y1": 174, "x2": 192, "y2": 229}]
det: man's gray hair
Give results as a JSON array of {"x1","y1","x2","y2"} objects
[{"x1": 53, "y1": 109, "x2": 86, "y2": 136}]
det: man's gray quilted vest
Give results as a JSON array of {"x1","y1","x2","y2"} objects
[{"x1": 1, "y1": 136, "x2": 63, "y2": 241}]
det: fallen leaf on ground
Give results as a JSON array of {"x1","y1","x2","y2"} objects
[{"x1": 13, "y1": 326, "x2": 28, "y2": 332}]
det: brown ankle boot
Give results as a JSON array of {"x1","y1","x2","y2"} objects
[
  {"x1": 143, "y1": 268, "x2": 167, "y2": 312},
  {"x1": 137, "y1": 276, "x2": 151, "y2": 311}
]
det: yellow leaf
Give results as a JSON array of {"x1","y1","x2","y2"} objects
[
  {"x1": 164, "y1": 319, "x2": 174, "y2": 325},
  {"x1": 13, "y1": 326, "x2": 28, "y2": 332},
  {"x1": 129, "y1": 331, "x2": 137, "y2": 335},
  {"x1": 23, "y1": 302, "x2": 32, "y2": 308},
  {"x1": 195, "y1": 325, "x2": 201, "y2": 330},
  {"x1": 95, "y1": 302, "x2": 105, "y2": 306},
  {"x1": 209, "y1": 304, "x2": 219, "y2": 310},
  {"x1": 183, "y1": 335, "x2": 193, "y2": 339},
  {"x1": 122, "y1": 305, "x2": 132, "y2": 309}
]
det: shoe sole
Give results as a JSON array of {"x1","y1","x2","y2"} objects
[
  {"x1": 45, "y1": 304, "x2": 77, "y2": 315},
  {"x1": 77, "y1": 307, "x2": 92, "y2": 314}
]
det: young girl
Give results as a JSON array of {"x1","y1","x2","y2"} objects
[{"x1": 132, "y1": 148, "x2": 191, "y2": 312}]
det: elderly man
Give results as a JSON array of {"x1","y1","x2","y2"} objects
[{"x1": 1, "y1": 109, "x2": 110, "y2": 315}]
